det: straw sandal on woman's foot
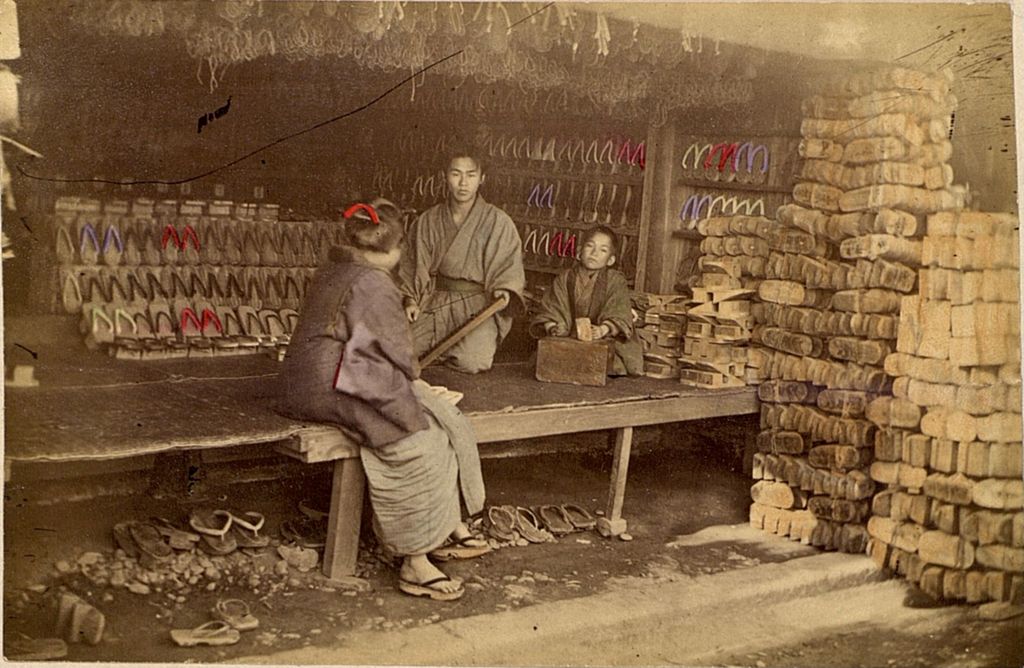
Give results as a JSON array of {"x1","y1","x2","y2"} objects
[
  {"x1": 170, "y1": 620, "x2": 240, "y2": 647},
  {"x1": 398, "y1": 575, "x2": 465, "y2": 601},
  {"x1": 429, "y1": 535, "x2": 492, "y2": 561}
]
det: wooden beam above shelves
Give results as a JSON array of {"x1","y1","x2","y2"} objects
[{"x1": 675, "y1": 177, "x2": 794, "y2": 195}]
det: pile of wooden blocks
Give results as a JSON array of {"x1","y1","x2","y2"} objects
[
  {"x1": 866, "y1": 210, "x2": 1022, "y2": 604},
  {"x1": 679, "y1": 216, "x2": 771, "y2": 388},
  {"x1": 632, "y1": 293, "x2": 688, "y2": 379},
  {"x1": 750, "y1": 65, "x2": 965, "y2": 553}
]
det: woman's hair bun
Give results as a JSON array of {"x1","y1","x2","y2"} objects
[{"x1": 343, "y1": 197, "x2": 404, "y2": 253}]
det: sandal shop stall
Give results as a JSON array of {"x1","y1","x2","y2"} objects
[{"x1": 1, "y1": 0, "x2": 1021, "y2": 661}]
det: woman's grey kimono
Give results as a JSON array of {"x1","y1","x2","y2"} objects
[{"x1": 278, "y1": 247, "x2": 484, "y2": 555}]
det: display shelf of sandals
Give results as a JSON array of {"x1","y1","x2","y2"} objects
[
  {"x1": 484, "y1": 130, "x2": 647, "y2": 282},
  {"x1": 749, "y1": 65, "x2": 968, "y2": 554},
  {"x1": 51, "y1": 195, "x2": 341, "y2": 359},
  {"x1": 372, "y1": 126, "x2": 649, "y2": 285}
]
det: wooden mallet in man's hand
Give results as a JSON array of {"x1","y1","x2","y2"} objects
[{"x1": 418, "y1": 296, "x2": 508, "y2": 368}]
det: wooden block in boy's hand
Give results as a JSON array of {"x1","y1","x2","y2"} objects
[
  {"x1": 536, "y1": 337, "x2": 613, "y2": 387},
  {"x1": 575, "y1": 317, "x2": 594, "y2": 341}
]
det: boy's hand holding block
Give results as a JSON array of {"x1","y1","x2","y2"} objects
[
  {"x1": 536, "y1": 337, "x2": 614, "y2": 387},
  {"x1": 575, "y1": 317, "x2": 594, "y2": 342}
]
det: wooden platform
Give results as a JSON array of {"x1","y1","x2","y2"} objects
[{"x1": 4, "y1": 349, "x2": 759, "y2": 580}]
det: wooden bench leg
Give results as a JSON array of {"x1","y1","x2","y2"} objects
[
  {"x1": 321, "y1": 457, "x2": 366, "y2": 580},
  {"x1": 597, "y1": 426, "x2": 633, "y2": 538}
]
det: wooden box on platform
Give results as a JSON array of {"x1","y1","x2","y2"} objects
[{"x1": 536, "y1": 337, "x2": 614, "y2": 387}]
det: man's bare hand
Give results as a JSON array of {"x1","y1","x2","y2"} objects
[
  {"x1": 493, "y1": 289, "x2": 511, "y2": 309},
  {"x1": 404, "y1": 301, "x2": 421, "y2": 322}
]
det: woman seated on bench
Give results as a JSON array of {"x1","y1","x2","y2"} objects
[{"x1": 277, "y1": 199, "x2": 489, "y2": 601}]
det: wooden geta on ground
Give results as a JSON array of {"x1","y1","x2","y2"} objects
[{"x1": 536, "y1": 337, "x2": 613, "y2": 387}]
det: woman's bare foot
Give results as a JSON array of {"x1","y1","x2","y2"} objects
[
  {"x1": 399, "y1": 555, "x2": 461, "y2": 593},
  {"x1": 451, "y1": 521, "x2": 487, "y2": 547}
]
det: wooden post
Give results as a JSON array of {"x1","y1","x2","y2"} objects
[
  {"x1": 322, "y1": 458, "x2": 366, "y2": 580},
  {"x1": 597, "y1": 426, "x2": 633, "y2": 537},
  {"x1": 639, "y1": 123, "x2": 677, "y2": 293}
]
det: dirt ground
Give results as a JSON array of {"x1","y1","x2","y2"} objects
[
  {"x1": 4, "y1": 420, "x2": 775, "y2": 663},
  {"x1": 5, "y1": 419, "x2": 1022, "y2": 667}
]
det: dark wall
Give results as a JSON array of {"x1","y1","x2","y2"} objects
[{"x1": 12, "y1": 5, "x2": 387, "y2": 214}]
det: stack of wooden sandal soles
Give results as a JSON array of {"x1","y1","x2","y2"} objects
[
  {"x1": 865, "y1": 210, "x2": 1022, "y2": 604},
  {"x1": 680, "y1": 216, "x2": 768, "y2": 388},
  {"x1": 632, "y1": 293, "x2": 688, "y2": 379},
  {"x1": 749, "y1": 65, "x2": 969, "y2": 555}
]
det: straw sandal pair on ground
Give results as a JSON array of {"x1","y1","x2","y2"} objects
[
  {"x1": 112, "y1": 517, "x2": 200, "y2": 563},
  {"x1": 485, "y1": 503, "x2": 596, "y2": 542},
  {"x1": 187, "y1": 509, "x2": 270, "y2": 555},
  {"x1": 170, "y1": 598, "x2": 259, "y2": 647}
]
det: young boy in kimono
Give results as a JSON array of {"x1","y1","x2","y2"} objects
[{"x1": 531, "y1": 226, "x2": 644, "y2": 377}]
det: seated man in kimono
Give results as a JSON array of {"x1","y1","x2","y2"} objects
[
  {"x1": 530, "y1": 225, "x2": 644, "y2": 377},
  {"x1": 399, "y1": 148, "x2": 525, "y2": 373}
]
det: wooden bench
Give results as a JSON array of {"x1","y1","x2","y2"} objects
[
  {"x1": 4, "y1": 346, "x2": 758, "y2": 580},
  {"x1": 276, "y1": 362, "x2": 759, "y2": 579}
]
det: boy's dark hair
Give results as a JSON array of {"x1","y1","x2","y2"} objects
[
  {"x1": 582, "y1": 225, "x2": 619, "y2": 257},
  {"x1": 445, "y1": 144, "x2": 486, "y2": 175}
]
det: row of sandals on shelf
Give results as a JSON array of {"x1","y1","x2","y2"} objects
[
  {"x1": 81, "y1": 299, "x2": 298, "y2": 359},
  {"x1": 388, "y1": 130, "x2": 646, "y2": 172},
  {"x1": 381, "y1": 170, "x2": 642, "y2": 231},
  {"x1": 52, "y1": 218, "x2": 340, "y2": 268},
  {"x1": 59, "y1": 266, "x2": 313, "y2": 314}
]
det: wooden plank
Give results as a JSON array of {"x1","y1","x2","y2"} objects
[
  {"x1": 321, "y1": 458, "x2": 366, "y2": 580},
  {"x1": 277, "y1": 389, "x2": 758, "y2": 463},
  {"x1": 470, "y1": 389, "x2": 759, "y2": 443}
]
